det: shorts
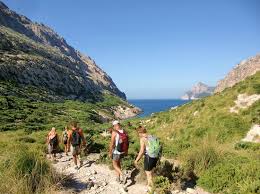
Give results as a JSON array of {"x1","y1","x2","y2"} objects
[
  {"x1": 72, "y1": 145, "x2": 81, "y2": 156},
  {"x1": 144, "y1": 154, "x2": 158, "y2": 171},
  {"x1": 112, "y1": 153, "x2": 122, "y2": 161},
  {"x1": 63, "y1": 140, "x2": 68, "y2": 145}
]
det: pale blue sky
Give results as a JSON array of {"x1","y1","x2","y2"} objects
[{"x1": 3, "y1": 0, "x2": 260, "y2": 99}]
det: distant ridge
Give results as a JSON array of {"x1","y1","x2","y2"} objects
[{"x1": 181, "y1": 82, "x2": 215, "y2": 100}]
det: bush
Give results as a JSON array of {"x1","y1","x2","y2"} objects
[
  {"x1": 0, "y1": 146, "x2": 59, "y2": 194},
  {"x1": 234, "y1": 142, "x2": 260, "y2": 151},
  {"x1": 198, "y1": 156, "x2": 260, "y2": 194},
  {"x1": 182, "y1": 143, "x2": 223, "y2": 177},
  {"x1": 17, "y1": 136, "x2": 36, "y2": 143},
  {"x1": 153, "y1": 176, "x2": 171, "y2": 194}
]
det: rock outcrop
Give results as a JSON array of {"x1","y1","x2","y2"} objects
[
  {"x1": 230, "y1": 93, "x2": 260, "y2": 113},
  {"x1": 181, "y1": 82, "x2": 214, "y2": 100},
  {"x1": 0, "y1": 1, "x2": 126, "y2": 101},
  {"x1": 215, "y1": 54, "x2": 260, "y2": 93},
  {"x1": 112, "y1": 105, "x2": 142, "y2": 120}
]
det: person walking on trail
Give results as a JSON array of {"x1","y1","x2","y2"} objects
[
  {"x1": 47, "y1": 127, "x2": 59, "y2": 160},
  {"x1": 68, "y1": 121, "x2": 86, "y2": 170},
  {"x1": 62, "y1": 126, "x2": 69, "y2": 156},
  {"x1": 109, "y1": 120, "x2": 129, "y2": 184},
  {"x1": 134, "y1": 126, "x2": 162, "y2": 193}
]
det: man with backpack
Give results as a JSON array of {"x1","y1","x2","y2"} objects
[
  {"x1": 62, "y1": 126, "x2": 69, "y2": 156},
  {"x1": 134, "y1": 126, "x2": 162, "y2": 193},
  {"x1": 109, "y1": 120, "x2": 128, "y2": 184},
  {"x1": 68, "y1": 121, "x2": 86, "y2": 170},
  {"x1": 47, "y1": 127, "x2": 59, "y2": 161}
]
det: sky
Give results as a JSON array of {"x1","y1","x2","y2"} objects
[{"x1": 2, "y1": 0, "x2": 260, "y2": 99}]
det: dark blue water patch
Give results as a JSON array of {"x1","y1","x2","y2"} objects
[{"x1": 128, "y1": 99, "x2": 190, "y2": 118}]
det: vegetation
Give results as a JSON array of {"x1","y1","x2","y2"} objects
[
  {"x1": 126, "y1": 72, "x2": 260, "y2": 194},
  {"x1": 0, "y1": 80, "x2": 129, "y2": 194},
  {"x1": 0, "y1": 70, "x2": 259, "y2": 193}
]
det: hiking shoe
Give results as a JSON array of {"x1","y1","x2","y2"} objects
[
  {"x1": 80, "y1": 160, "x2": 83, "y2": 167},
  {"x1": 120, "y1": 173, "x2": 127, "y2": 185},
  {"x1": 116, "y1": 176, "x2": 121, "y2": 183}
]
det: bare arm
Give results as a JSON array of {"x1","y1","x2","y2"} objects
[
  {"x1": 80, "y1": 129, "x2": 86, "y2": 145},
  {"x1": 135, "y1": 138, "x2": 146, "y2": 163},
  {"x1": 109, "y1": 131, "x2": 116, "y2": 157}
]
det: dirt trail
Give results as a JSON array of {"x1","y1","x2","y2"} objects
[
  {"x1": 52, "y1": 153, "x2": 147, "y2": 194},
  {"x1": 52, "y1": 153, "x2": 211, "y2": 194}
]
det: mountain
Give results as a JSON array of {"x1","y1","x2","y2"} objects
[
  {"x1": 0, "y1": 1, "x2": 126, "y2": 101},
  {"x1": 181, "y1": 82, "x2": 215, "y2": 100},
  {"x1": 215, "y1": 54, "x2": 260, "y2": 93}
]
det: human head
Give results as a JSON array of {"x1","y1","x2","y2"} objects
[
  {"x1": 51, "y1": 127, "x2": 56, "y2": 132},
  {"x1": 136, "y1": 126, "x2": 147, "y2": 137},
  {"x1": 70, "y1": 121, "x2": 78, "y2": 130},
  {"x1": 64, "y1": 126, "x2": 68, "y2": 131},
  {"x1": 112, "y1": 120, "x2": 121, "y2": 130}
]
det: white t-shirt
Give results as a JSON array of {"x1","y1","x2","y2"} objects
[{"x1": 113, "y1": 129, "x2": 124, "y2": 154}]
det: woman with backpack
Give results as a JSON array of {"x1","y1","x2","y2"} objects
[
  {"x1": 109, "y1": 120, "x2": 128, "y2": 184},
  {"x1": 62, "y1": 126, "x2": 69, "y2": 156},
  {"x1": 68, "y1": 121, "x2": 86, "y2": 170},
  {"x1": 134, "y1": 126, "x2": 162, "y2": 193},
  {"x1": 47, "y1": 127, "x2": 59, "y2": 160}
]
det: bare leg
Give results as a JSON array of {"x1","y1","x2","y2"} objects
[
  {"x1": 73, "y1": 155, "x2": 77, "y2": 166},
  {"x1": 65, "y1": 144, "x2": 68, "y2": 155},
  {"x1": 112, "y1": 160, "x2": 122, "y2": 177},
  {"x1": 145, "y1": 170, "x2": 153, "y2": 192}
]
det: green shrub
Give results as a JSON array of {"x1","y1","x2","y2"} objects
[
  {"x1": 182, "y1": 143, "x2": 223, "y2": 177},
  {"x1": 153, "y1": 176, "x2": 171, "y2": 194},
  {"x1": 17, "y1": 137, "x2": 36, "y2": 143},
  {"x1": 198, "y1": 156, "x2": 260, "y2": 194},
  {"x1": 0, "y1": 146, "x2": 59, "y2": 194},
  {"x1": 234, "y1": 142, "x2": 260, "y2": 151}
]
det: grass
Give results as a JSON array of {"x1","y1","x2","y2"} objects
[
  {"x1": 0, "y1": 79, "x2": 132, "y2": 193},
  {"x1": 123, "y1": 72, "x2": 260, "y2": 194},
  {"x1": 0, "y1": 71, "x2": 259, "y2": 193}
]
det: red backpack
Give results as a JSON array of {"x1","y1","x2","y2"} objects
[{"x1": 115, "y1": 130, "x2": 129, "y2": 155}]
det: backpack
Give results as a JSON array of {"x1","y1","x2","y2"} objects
[
  {"x1": 63, "y1": 131, "x2": 68, "y2": 142},
  {"x1": 50, "y1": 134, "x2": 58, "y2": 147},
  {"x1": 146, "y1": 135, "x2": 162, "y2": 158},
  {"x1": 115, "y1": 130, "x2": 129, "y2": 155},
  {"x1": 71, "y1": 129, "x2": 81, "y2": 146}
]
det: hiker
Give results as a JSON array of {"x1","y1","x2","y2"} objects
[
  {"x1": 47, "y1": 127, "x2": 59, "y2": 160},
  {"x1": 62, "y1": 126, "x2": 69, "y2": 156},
  {"x1": 68, "y1": 121, "x2": 86, "y2": 170},
  {"x1": 109, "y1": 120, "x2": 128, "y2": 183},
  {"x1": 134, "y1": 126, "x2": 162, "y2": 192}
]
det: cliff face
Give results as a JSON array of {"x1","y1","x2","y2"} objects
[
  {"x1": 0, "y1": 1, "x2": 126, "y2": 101},
  {"x1": 215, "y1": 54, "x2": 260, "y2": 93},
  {"x1": 181, "y1": 82, "x2": 214, "y2": 100}
]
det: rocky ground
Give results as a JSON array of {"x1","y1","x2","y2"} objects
[{"x1": 52, "y1": 153, "x2": 210, "y2": 194}]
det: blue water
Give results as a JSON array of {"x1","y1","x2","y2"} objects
[{"x1": 128, "y1": 99, "x2": 190, "y2": 117}]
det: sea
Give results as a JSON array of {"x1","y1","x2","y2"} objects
[{"x1": 128, "y1": 99, "x2": 190, "y2": 118}]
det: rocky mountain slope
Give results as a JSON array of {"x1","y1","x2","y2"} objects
[
  {"x1": 181, "y1": 82, "x2": 214, "y2": 100},
  {"x1": 0, "y1": 1, "x2": 125, "y2": 101},
  {"x1": 215, "y1": 54, "x2": 260, "y2": 93}
]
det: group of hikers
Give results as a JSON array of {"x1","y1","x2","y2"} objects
[{"x1": 46, "y1": 120, "x2": 162, "y2": 193}]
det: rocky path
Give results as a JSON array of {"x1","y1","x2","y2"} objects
[
  {"x1": 52, "y1": 153, "x2": 210, "y2": 194},
  {"x1": 53, "y1": 153, "x2": 147, "y2": 194}
]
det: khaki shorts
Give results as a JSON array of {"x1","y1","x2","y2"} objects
[{"x1": 72, "y1": 145, "x2": 81, "y2": 156}]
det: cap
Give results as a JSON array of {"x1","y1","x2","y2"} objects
[{"x1": 112, "y1": 120, "x2": 120, "y2": 126}]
